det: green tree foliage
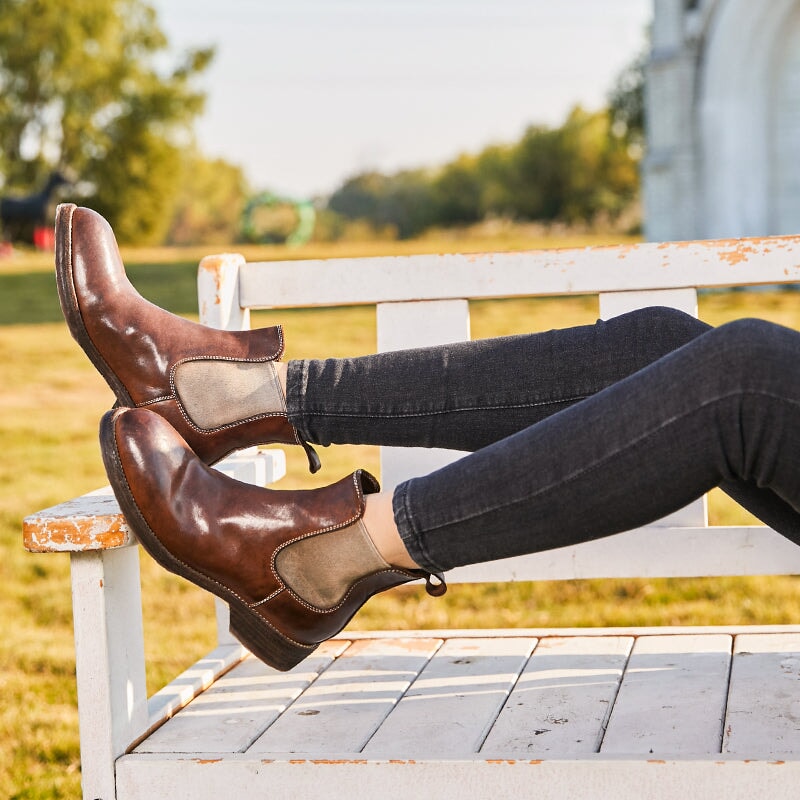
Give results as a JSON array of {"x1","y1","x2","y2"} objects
[
  {"x1": 167, "y1": 151, "x2": 250, "y2": 245},
  {"x1": 0, "y1": 0, "x2": 213, "y2": 243},
  {"x1": 327, "y1": 106, "x2": 640, "y2": 238},
  {"x1": 329, "y1": 169, "x2": 439, "y2": 239}
]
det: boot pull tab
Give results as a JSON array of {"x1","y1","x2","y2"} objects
[
  {"x1": 425, "y1": 572, "x2": 447, "y2": 597},
  {"x1": 299, "y1": 438, "x2": 322, "y2": 474}
]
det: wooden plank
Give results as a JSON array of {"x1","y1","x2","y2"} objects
[
  {"x1": 144, "y1": 643, "x2": 248, "y2": 737},
  {"x1": 247, "y1": 637, "x2": 442, "y2": 754},
  {"x1": 364, "y1": 637, "x2": 535, "y2": 757},
  {"x1": 444, "y1": 526, "x2": 800, "y2": 583},
  {"x1": 601, "y1": 634, "x2": 731, "y2": 754},
  {"x1": 70, "y1": 547, "x2": 149, "y2": 799},
  {"x1": 197, "y1": 252, "x2": 249, "y2": 331},
  {"x1": 139, "y1": 641, "x2": 348, "y2": 754},
  {"x1": 116, "y1": 754, "x2": 800, "y2": 800},
  {"x1": 238, "y1": 235, "x2": 800, "y2": 310},
  {"x1": 598, "y1": 287, "x2": 699, "y2": 320},
  {"x1": 339, "y1": 625, "x2": 800, "y2": 640},
  {"x1": 724, "y1": 633, "x2": 800, "y2": 756},
  {"x1": 377, "y1": 299, "x2": 469, "y2": 488},
  {"x1": 23, "y1": 486, "x2": 132, "y2": 552},
  {"x1": 482, "y1": 636, "x2": 633, "y2": 755}
]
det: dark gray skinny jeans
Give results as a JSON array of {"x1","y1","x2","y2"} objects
[{"x1": 286, "y1": 307, "x2": 800, "y2": 573}]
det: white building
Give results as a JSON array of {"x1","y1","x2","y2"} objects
[{"x1": 644, "y1": 0, "x2": 800, "y2": 241}]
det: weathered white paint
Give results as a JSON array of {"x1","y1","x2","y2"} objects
[
  {"x1": 70, "y1": 546, "x2": 149, "y2": 799},
  {"x1": 364, "y1": 637, "x2": 535, "y2": 757},
  {"x1": 444, "y1": 525, "x2": 800, "y2": 583},
  {"x1": 140, "y1": 642, "x2": 347, "y2": 754},
  {"x1": 598, "y1": 287, "x2": 699, "y2": 321},
  {"x1": 115, "y1": 752, "x2": 800, "y2": 800},
  {"x1": 724, "y1": 633, "x2": 800, "y2": 756},
  {"x1": 339, "y1": 625, "x2": 800, "y2": 641},
  {"x1": 23, "y1": 486, "x2": 132, "y2": 552},
  {"x1": 238, "y1": 237, "x2": 800, "y2": 310},
  {"x1": 197, "y1": 252, "x2": 249, "y2": 330},
  {"x1": 482, "y1": 636, "x2": 633, "y2": 755},
  {"x1": 601, "y1": 635, "x2": 732, "y2": 755},
  {"x1": 144, "y1": 643, "x2": 248, "y2": 739},
  {"x1": 247, "y1": 638, "x2": 442, "y2": 754},
  {"x1": 212, "y1": 448, "x2": 286, "y2": 487}
]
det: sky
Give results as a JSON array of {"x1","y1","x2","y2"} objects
[{"x1": 150, "y1": 0, "x2": 652, "y2": 199}]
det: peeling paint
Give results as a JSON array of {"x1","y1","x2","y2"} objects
[
  {"x1": 717, "y1": 245, "x2": 757, "y2": 266},
  {"x1": 23, "y1": 512, "x2": 131, "y2": 552},
  {"x1": 193, "y1": 758, "x2": 222, "y2": 765},
  {"x1": 23, "y1": 493, "x2": 133, "y2": 552}
]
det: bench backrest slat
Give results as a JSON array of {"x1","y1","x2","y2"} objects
[{"x1": 238, "y1": 236, "x2": 800, "y2": 309}]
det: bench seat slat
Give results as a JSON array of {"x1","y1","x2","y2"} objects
[
  {"x1": 481, "y1": 636, "x2": 633, "y2": 755},
  {"x1": 114, "y1": 754, "x2": 800, "y2": 800},
  {"x1": 138, "y1": 641, "x2": 349, "y2": 754},
  {"x1": 247, "y1": 637, "x2": 443, "y2": 754},
  {"x1": 363, "y1": 637, "x2": 535, "y2": 757},
  {"x1": 115, "y1": 632, "x2": 800, "y2": 800},
  {"x1": 724, "y1": 633, "x2": 800, "y2": 756},
  {"x1": 601, "y1": 634, "x2": 732, "y2": 754}
]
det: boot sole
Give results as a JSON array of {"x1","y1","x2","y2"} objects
[
  {"x1": 54, "y1": 204, "x2": 134, "y2": 407},
  {"x1": 99, "y1": 410, "x2": 317, "y2": 672}
]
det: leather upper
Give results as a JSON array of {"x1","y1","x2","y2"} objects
[
  {"x1": 110, "y1": 408, "x2": 412, "y2": 647},
  {"x1": 58, "y1": 204, "x2": 297, "y2": 464}
]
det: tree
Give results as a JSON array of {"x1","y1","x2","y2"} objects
[
  {"x1": 432, "y1": 154, "x2": 483, "y2": 226},
  {"x1": 0, "y1": 0, "x2": 213, "y2": 243},
  {"x1": 328, "y1": 169, "x2": 438, "y2": 239},
  {"x1": 166, "y1": 151, "x2": 250, "y2": 245}
]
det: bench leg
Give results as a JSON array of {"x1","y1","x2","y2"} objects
[{"x1": 71, "y1": 546, "x2": 148, "y2": 799}]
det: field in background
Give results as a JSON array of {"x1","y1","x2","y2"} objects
[{"x1": 3, "y1": 232, "x2": 800, "y2": 798}]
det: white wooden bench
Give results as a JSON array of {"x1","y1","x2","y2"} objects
[{"x1": 24, "y1": 236, "x2": 800, "y2": 799}]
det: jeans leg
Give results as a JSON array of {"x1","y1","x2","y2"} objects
[
  {"x1": 392, "y1": 319, "x2": 800, "y2": 573},
  {"x1": 287, "y1": 306, "x2": 709, "y2": 451}
]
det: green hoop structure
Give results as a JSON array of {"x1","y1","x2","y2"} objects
[{"x1": 240, "y1": 192, "x2": 316, "y2": 245}]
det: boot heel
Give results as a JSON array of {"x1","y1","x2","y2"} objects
[{"x1": 228, "y1": 602, "x2": 316, "y2": 672}]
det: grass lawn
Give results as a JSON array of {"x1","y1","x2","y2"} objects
[{"x1": 3, "y1": 233, "x2": 800, "y2": 797}]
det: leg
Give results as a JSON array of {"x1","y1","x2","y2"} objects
[
  {"x1": 102, "y1": 318, "x2": 800, "y2": 673},
  {"x1": 382, "y1": 318, "x2": 800, "y2": 572},
  {"x1": 287, "y1": 306, "x2": 710, "y2": 451}
]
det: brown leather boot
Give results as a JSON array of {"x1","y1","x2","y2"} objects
[
  {"x1": 100, "y1": 406, "x2": 445, "y2": 671},
  {"x1": 56, "y1": 203, "x2": 320, "y2": 471}
]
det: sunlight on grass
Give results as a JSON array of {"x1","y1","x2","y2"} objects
[{"x1": 3, "y1": 234, "x2": 800, "y2": 797}]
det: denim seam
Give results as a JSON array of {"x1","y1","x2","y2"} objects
[
  {"x1": 298, "y1": 395, "x2": 591, "y2": 419},
  {"x1": 413, "y1": 387, "x2": 800, "y2": 538}
]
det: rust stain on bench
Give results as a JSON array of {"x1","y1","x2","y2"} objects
[{"x1": 22, "y1": 492, "x2": 132, "y2": 552}]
